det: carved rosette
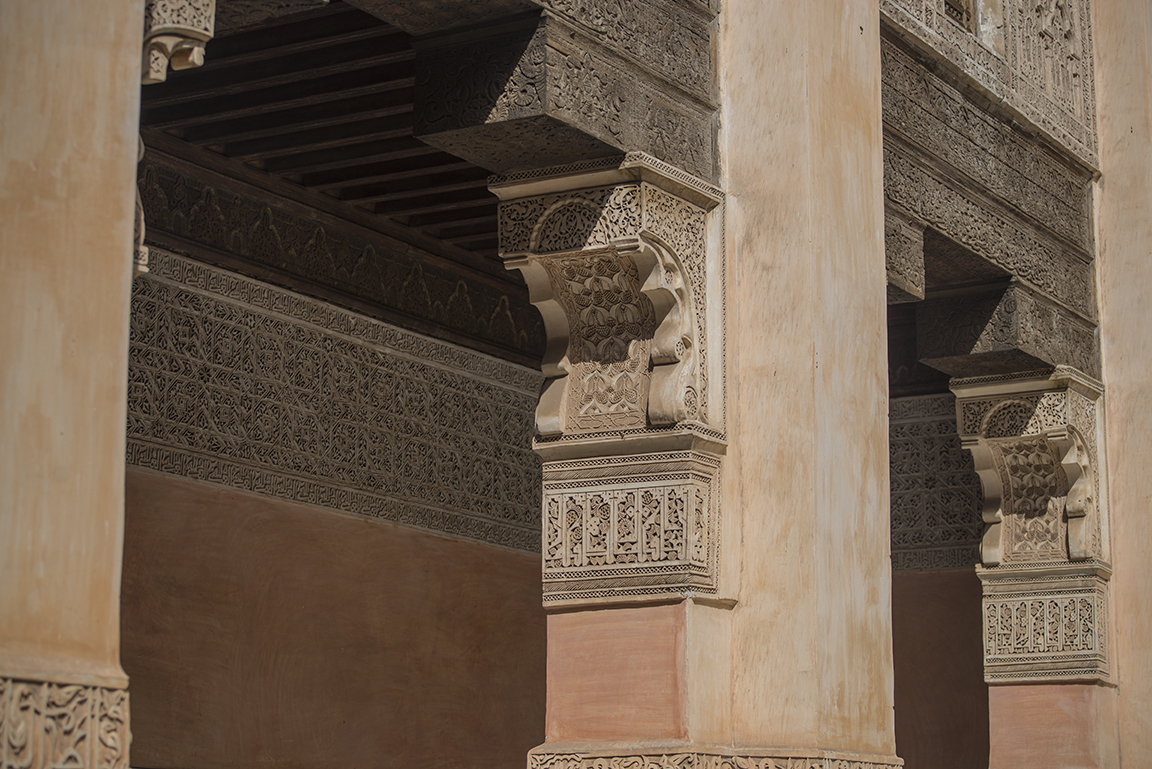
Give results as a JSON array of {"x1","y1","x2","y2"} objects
[
  {"x1": 492, "y1": 153, "x2": 726, "y2": 605},
  {"x1": 142, "y1": 0, "x2": 216, "y2": 85},
  {"x1": 0, "y1": 677, "x2": 130, "y2": 769},
  {"x1": 952, "y1": 366, "x2": 1111, "y2": 683}
]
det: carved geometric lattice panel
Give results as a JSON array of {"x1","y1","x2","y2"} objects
[
  {"x1": 889, "y1": 394, "x2": 983, "y2": 571},
  {"x1": 979, "y1": 566, "x2": 1109, "y2": 682},
  {"x1": 542, "y1": 451, "x2": 719, "y2": 604},
  {"x1": 127, "y1": 250, "x2": 544, "y2": 551}
]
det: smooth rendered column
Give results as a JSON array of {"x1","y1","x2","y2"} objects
[
  {"x1": 0, "y1": 0, "x2": 142, "y2": 765},
  {"x1": 722, "y1": 0, "x2": 898, "y2": 762},
  {"x1": 1096, "y1": 0, "x2": 1152, "y2": 765}
]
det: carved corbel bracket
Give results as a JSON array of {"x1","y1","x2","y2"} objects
[
  {"x1": 492, "y1": 153, "x2": 727, "y2": 606},
  {"x1": 142, "y1": 0, "x2": 217, "y2": 85},
  {"x1": 953, "y1": 366, "x2": 1105, "y2": 566},
  {"x1": 492, "y1": 153, "x2": 723, "y2": 444},
  {"x1": 884, "y1": 204, "x2": 926, "y2": 304},
  {"x1": 953, "y1": 367, "x2": 1111, "y2": 683}
]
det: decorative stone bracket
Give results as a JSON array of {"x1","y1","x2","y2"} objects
[
  {"x1": 491, "y1": 153, "x2": 726, "y2": 606},
  {"x1": 952, "y1": 366, "x2": 1111, "y2": 683},
  {"x1": 141, "y1": 0, "x2": 216, "y2": 85},
  {"x1": 884, "y1": 204, "x2": 925, "y2": 304},
  {"x1": 137, "y1": 0, "x2": 217, "y2": 277}
]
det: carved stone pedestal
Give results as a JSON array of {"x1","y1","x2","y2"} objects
[
  {"x1": 493, "y1": 153, "x2": 731, "y2": 751},
  {"x1": 953, "y1": 368, "x2": 1117, "y2": 767}
]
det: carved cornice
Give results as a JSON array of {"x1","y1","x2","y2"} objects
[
  {"x1": 412, "y1": 12, "x2": 716, "y2": 179},
  {"x1": 0, "y1": 677, "x2": 129, "y2": 769},
  {"x1": 880, "y1": 0, "x2": 1098, "y2": 168}
]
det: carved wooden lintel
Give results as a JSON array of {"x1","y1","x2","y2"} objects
[
  {"x1": 952, "y1": 366, "x2": 1111, "y2": 683},
  {"x1": 492, "y1": 153, "x2": 727, "y2": 606}
]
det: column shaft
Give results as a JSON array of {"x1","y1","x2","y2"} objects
[
  {"x1": 0, "y1": 0, "x2": 141, "y2": 764},
  {"x1": 722, "y1": 0, "x2": 896, "y2": 756}
]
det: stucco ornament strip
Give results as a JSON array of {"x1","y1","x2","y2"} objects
[
  {"x1": 126, "y1": 250, "x2": 544, "y2": 551},
  {"x1": 889, "y1": 394, "x2": 982, "y2": 571},
  {"x1": 529, "y1": 748, "x2": 904, "y2": 769},
  {"x1": 142, "y1": 0, "x2": 216, "y2": 85},
  {"x1": 0, "y1": 678, "x2": 129, "y2": 769},
  {"x1": 492, "y1": 154, "x2": 726, "y2": 605},
  {"x1": 952, "y1": 367, "x2": 1111, "y2": 682},
  {"x1": 880, "y1": 0, "x2": 1097, "y2": 167}
]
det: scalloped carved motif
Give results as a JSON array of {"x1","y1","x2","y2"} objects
[{"x1": 0, "y1": 678, "x2": 129, "y2": 769}]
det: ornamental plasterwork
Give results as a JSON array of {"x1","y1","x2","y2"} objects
[
  {"x1": 880, "y1": 0, "x2": 1097, "y2": 167},
  {"x1": 0, "y1": 678, "x2": 129, "y2": 769},
  {"x1": 142, "y1": 0, "x2": 216, "y2": 84},
  {"x1": 542, "y1": 451, "x2": 719, "y2": 604},
  {"x1": 529, "y1": 750, "x2": 903, "y2": 769},
  {"x1": 952, "y1": 367, "x2": 1111, "y2": 683},
  {"x1": 889, "y1": 394, "x2": 982, "y2": 572},
  {"x1": 491, "y1": 153, "x2": 726, "y2": 605},
  {"x1": 127, "y1": 250, "x2": 543, "y2": 551}
]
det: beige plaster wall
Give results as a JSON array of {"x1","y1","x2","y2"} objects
[
  {"x1": 891, "y1": 570, "x2": 988, "y2": 769},
  {"x1": 720, "y1": 0, "x2": 895, "y2": 755},
  {"x1": 121, "y1": 468, "x2": 546, "y2": 769},
  {"x1": 1094, "y1": 1, "x2": 1152, "y2": 766},
  {"x1": 0, "y1": 0, "x2": 141, "y2": 687},
  {"x1": 988, "y1": 684, "x2": 1117, "y2": 769}
]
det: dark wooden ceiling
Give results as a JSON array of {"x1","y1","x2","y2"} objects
[{"x1": 140, "y1": 1, "x2": 500, "y2": 261}]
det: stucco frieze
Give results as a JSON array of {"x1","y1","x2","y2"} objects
[
  {"x1": 884, "y1": 138, "x2": 1094, "y2": 318},
  {"x1": 882, "y1": 38, "x2": 1093, "y2": 251},
  {"x1": 0, "y1": 678, "x2": 129, "y2": 769},
  {"x1": 880, "y1": 0, "x2": 1097, "y2": 168},
  {"x1": 127, "y1": 250, "x2": 545, "y2": 551}
]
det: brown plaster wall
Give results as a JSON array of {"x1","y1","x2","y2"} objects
[
  {"x1": 121, "y1": 468, "x2": 545, "y2": 769},
  {"x1": 892, "y1": 569, "x2": 988, "y2": 769},
  {"x1": 545, "y1": 603, "x2": 687, "y2": 743},
  {"x1": 0, "y1": 0, "x2": 141, "y2": 688},
  {"x1": 987, "y1": 684, "x2": 1116, "y2": 769}
]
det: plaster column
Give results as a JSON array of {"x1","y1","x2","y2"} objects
[
  {"x1": 721, "y1": 0, "x2": 897, "y2": 763},
  {"x1": 951, "y1": 369, "x2": 1118, "y2": 769},
  {"x1": 1094, "y1": 0, "x2": 1152, "y2": 765},
  {"x1": 0, "y1": 0, "x2": 142, "y2": 764}
]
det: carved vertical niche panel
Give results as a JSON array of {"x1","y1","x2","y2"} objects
[
  {"x1": 492, "y1": 153, "x2": 726, "y2": 606},
  {"x1": 953, "y1": 366, "x2": 1111, "y2": 682}
]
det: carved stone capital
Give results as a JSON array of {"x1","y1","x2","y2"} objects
[
  {"x1": 884, "y1": 205, "x2": 925, "y2": 304},
  {"x1": 413, "y1": 12, "x2": 716, "y2": 179},
  {"x1": 953, "y1": 368, "x2": 1111, "y2": 684},
  {"x1": 0, "y1": 677, "x2": 130, "y2": 769},
  {"x1": 493, "y1": 154, "x2": 726, "y2": 605},
  {"x1": 918, "y1": 280, "x2": 1099, "y2": 378},
  {"x1": 142, "y1": 0, "x2": 216, "y2": 85}
]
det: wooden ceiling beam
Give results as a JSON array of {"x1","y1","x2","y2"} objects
[
  {"x1": 176, "y1": 95, "x2": 413, "y2": 145},
  {"x1": 223, "y1": 118, "x2": 413, "y2": 160},
  {"x1": 262, "y1": 136, "x2": 437, "y2": 175},
  {"x1": 348, "y1": 175, "x2": 492, "y2": 205}
]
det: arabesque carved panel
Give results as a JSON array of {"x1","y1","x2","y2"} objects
[
  {"x1": 542, "y1": 451, "x2": 719, "y2": 604},
  {"x1": 0, "y1": 678, "x2": 129, "y2": 769},
  {"x1": 529, "y1": 751, "x2": 903, "y2": 769},
  {"x1": 127, "y1": 250, "x2": 544, "y2": 551},
  {"x1": 889, "y1": 394, "x2": 982, "y2": 571}
]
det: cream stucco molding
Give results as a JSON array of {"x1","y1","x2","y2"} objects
[{"x1": 952, "y1": 366, "x2": 1112, "y2": 683}]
